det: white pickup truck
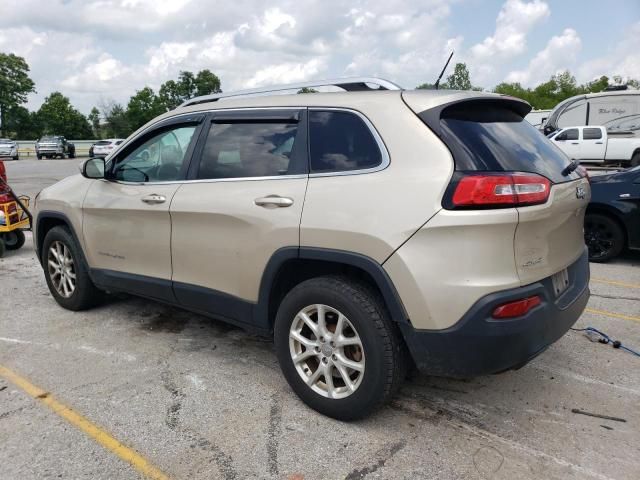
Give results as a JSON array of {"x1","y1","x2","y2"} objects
[{"x1": 548, "y1": 126, "x2": 640, "y2": 167}]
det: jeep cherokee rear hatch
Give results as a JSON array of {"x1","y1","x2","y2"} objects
[{"x1": 403, "y1": 91, "x2": 590, "y2": 286}]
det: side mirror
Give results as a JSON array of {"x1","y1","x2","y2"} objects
[{"x1": 80, "y1": 157, "x2": 105, "y2": 179}]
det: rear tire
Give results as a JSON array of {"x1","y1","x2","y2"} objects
[
  {"x1": 36, "y1": 154, "x2": 42, "y2": 160},
  {"x1": 632, "y1": 152, "x2": 640, "y2": 168},
  {"x1": 274, "y1": 275, "x2": 407, "y2": 420},
  {"x1": 3, "y1": 230, "x2": 25, "y2": 250},
  {"x1": 42, "y1": 226, "x2": 103, "y2": 310},
  {"x1": 585, "y1": 213, "x2": 625, "y2": 262},
  {"x1": 0, "y1": 239, "x2": 5, "y2": 258}
]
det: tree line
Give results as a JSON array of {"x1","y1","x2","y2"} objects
[
  {"x1": 0, "y1": 52, "x2": 221, "y2": 139},
  {"x1": 418, "y1": 63, "x2": 639, "y2": 110},
  {"x1": 1, "y1": 51, "x2": 638, "y2": 140}
]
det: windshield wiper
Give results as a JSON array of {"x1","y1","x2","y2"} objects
[{"x1": 562, "y1": 160, "x2": 579, "y2": 176}]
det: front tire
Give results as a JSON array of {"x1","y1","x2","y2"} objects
[
  {"x1": 42, "y1": 226, "x2": 103, "y2": 310},
  {"x1": 274, "y1": 275, "x2": 406, "y2": 420},
  {"x1": 585, "y1": 213, "x2": 625, "y2": 262},
  {"x1": 632, "y1": 152, "x2": 640, "y2": 168},
  {"x1": 3, "y1": 230, "x2": 25, "y2": 250}
]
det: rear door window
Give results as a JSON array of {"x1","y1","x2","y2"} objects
[
  {"x1": 583, "y1": 128, "x2": 602, "y2": 140},
  {"x1": 196, "y1": 118, "x2": 305, "y2": 179},
  {"x1": 435, "y1": 104, "x2": 580, "y2": 183},
  {"x1": 308, "y1": 110, "x2": 382, "y2": 173}
]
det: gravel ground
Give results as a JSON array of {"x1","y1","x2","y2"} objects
[{"x1": 1, "y1": 159, "x2": 639, "y2": 480}]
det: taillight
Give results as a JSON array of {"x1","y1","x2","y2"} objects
[
  {"x1": 448, "y1": 172, "x2": 551, "y2": 209},
  {"x1": 492, "y1": 295, "x2": 541, "y2": 319}
]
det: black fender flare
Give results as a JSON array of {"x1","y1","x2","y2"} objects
[
  {"x1": 254, "y1": 247, "x2": 410, "y2": 330},
  {"x1": 35, "y1": 211, "x2": 88, "y2": 268}
]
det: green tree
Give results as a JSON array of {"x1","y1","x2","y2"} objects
[
  {"x1": 444, "y1": 63, "x2": 474, "y2": 90},
  {"x1": 127, "y1": 87, "x2": 166, "y2": 131},
  {"x1": 585, "y1": 76, "x2": 609, "y2": 93},
  {"x1": 88, "y1": 107, "x2": 101, "y2": 138},
  {"x1": 159, "y1": 80, "x2": 182, "y2": 110},
  {"x1": 36, "y1": 92, "x2": 92, "y2": 139},
  {"x1": 159, "y1": 70, "x2": 222, "y2": 110},
  {"x1": 0, "y1": 52, "x2": 36, "y2": 137},
  {"x1": 194, "y1": 69, "x2": 222, "y2": 96},
  {"x1": 3, "y1": 105, "x2": 40, "y2": 139},
  {"x1": 416, "y1": 63, "x2": 478, "y2": 91},
  {"x1": 101, "y1": 101, "x2": 130, "y2": 138}
]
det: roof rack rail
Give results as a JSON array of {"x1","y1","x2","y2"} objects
[{"x1": 179, "y1": 77, "x2": 403, "y2": 108}]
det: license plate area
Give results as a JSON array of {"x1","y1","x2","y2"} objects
[{"x1": 552, "y1": 268, "x2": 570, "y2": 297}]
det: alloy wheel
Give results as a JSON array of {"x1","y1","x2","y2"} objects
[
  {"x1": 289, "y1": 304, "x2": 365, "y2": 399},
  {"x1": 47, "y1": 240, "x2": 76, "y2": 298}
]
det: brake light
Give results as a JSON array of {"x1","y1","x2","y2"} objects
[
  {"x1": 450, "y1": 173, "x2": 551, "y2": 208},
  {"x1": 492, "y1": 296, "x2": 541, "y2": 319}
]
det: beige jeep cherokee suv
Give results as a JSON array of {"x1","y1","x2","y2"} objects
[{"x1": 33, "y1": 78, "x2": 590, "y2": 420}]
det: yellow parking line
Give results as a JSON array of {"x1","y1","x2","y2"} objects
[
  {"x1": 0, "y1": 364, "x2": 169, "y2": 480},
  {"x1": 585, "y1": 308, "x2": 640, "y2": 324},
  {"x1": 591, "y1": 278, "x2": 640, "y2": 289}
]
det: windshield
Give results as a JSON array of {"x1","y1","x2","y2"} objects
[
  {"x1": 437, "y1": 104, "x2": 580, "y2": 184},
  {"x1": 95, "y1": 141, "x2": 111, "y2": 146},
  {"x1": 40, "y1": 137, "x2": 58, "y2": 142}
]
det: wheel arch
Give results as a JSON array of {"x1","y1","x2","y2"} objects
[
  {"x1": 36, "y1": 211, "x2": 87, "y2": 267},
  {"x1": 585, "y1": 205, "x2": 628, "y2": 248},
  {"x1": 256, "y1": 247, "x2": 410, "y2": 332}
]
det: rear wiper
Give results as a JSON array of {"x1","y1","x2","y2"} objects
[{"x1": 562, "y1": 160, "x2": 579, "y2": 176}]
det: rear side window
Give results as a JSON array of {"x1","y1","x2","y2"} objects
[
  {"x1": 435, "y1": 104, "x2": 579, "y2": 183},
  {"x1": 309, "y1": 110, "x2": 382, "y2": 173},
  {"x1": 583, "y1": 128, "x2": 602, "y2": 140},
  {"x1": 197, "y1": 122, "x2": 302, "y2": 179}
]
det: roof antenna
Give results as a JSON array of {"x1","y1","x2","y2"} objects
[{"x1": 434, "y1": 51, "x2": 454, "y2": 90}]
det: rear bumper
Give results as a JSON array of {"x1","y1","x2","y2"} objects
[{"x1": 399, "y1": 247, "x2": 590, "y2": 377}]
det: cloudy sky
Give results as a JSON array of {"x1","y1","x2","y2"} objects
[{"x1": 0, "y1": 0, "x2": 638, "y2": 114}]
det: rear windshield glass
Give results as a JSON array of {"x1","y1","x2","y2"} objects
[{"x1": 437, "y1": 104, "x2": 580, "y2": 183}]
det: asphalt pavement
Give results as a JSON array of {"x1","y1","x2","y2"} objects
[{"x1": 1, "y1": 159, "x2": 639, "y2": 479}]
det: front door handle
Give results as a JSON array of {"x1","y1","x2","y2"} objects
[
  {"x1": 595, "y1": 141, "x2": 603, "y2": 144},
  {"x1": 571, "y1": 142, "x2": 579, "y2": 145},
  {"x1": 141, "y1": 194, "x2": 166, "y2": 204},
  {"x1": 254, "y1": 195, "x2": 294, "y2": 208}
]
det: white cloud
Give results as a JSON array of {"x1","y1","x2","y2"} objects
[
  {"x1": 505, "y1": 28, "x2": 582, "y2": 85},
  {"x1": 0, "y1": 0, "x2": 638, "y2": 116},
  {"x1": 577, "y1": 21, "x2": 640, "y2": 84},
  {"x1": 470, "y1": 0, "x2": 550, "y2": 60},
  {"x1": 244, "y1": 58, "x2": 326, "y2": 88}
]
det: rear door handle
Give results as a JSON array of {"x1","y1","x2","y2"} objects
[
  {"x1": 595, "y1": 141, "x2": 603, "y2": 144},
  {"x1": 141, "y1": 194, "x2": 166, "y2": 204},
  {"x1": 254, "y1": 195, "x2": 294, "y2": 208},
  {"x1": 571, "y1": 142, "x2": 579, "y2": 145}
]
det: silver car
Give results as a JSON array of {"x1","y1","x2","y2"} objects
[{"x1": 0, "y1": 138, "x2": 19, "y2": 160}]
